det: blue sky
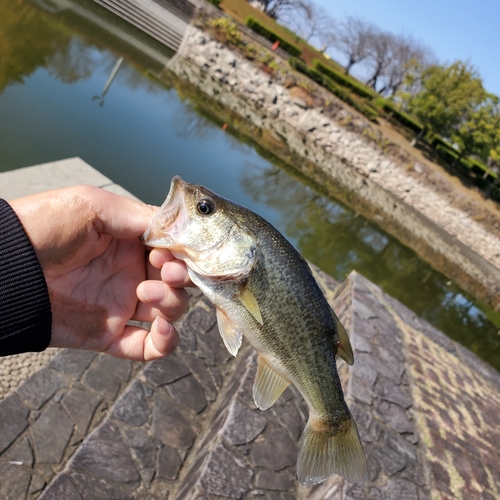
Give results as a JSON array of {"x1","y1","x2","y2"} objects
[{"x1": 314, "y1": 0, "x2": 500, "y2": 97}]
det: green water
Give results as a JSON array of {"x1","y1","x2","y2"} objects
[{"x1": 1, "y1": 0, "x2": 499, "y2": 369}]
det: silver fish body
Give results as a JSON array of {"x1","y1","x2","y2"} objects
[{"x1": 143, "y1": 176, "x2": 366, "y2": 485}]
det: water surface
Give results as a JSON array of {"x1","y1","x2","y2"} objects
[{"x1": 1, "y1": 0, "x2": 499, "y2": 369}]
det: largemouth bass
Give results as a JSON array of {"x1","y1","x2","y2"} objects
[{"x1": 142, "y1": 176, "x2": 366, "y2": 485}]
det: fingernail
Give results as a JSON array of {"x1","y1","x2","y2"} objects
[
  {"x1": 143, "y1": 282, "x2": 166, "y2": 303},
  {"x1": 155, "y1": 316, "x2": 171, "y2": 336}
]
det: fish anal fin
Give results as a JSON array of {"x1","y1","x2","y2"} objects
[
  {"x1": 335, "y1": 317, "x2": 354, "y2": 365},
  {"x1": 237, "y1": 283, "x2": 263, "y2": 325},
  {"x1": 216, "y1": 308, "x2": 242, "y2": 357},
  {"x1": 297, "y1": 415, "x2": 367, "y2": 485},
  {"x1": 253, "y1": 357, "x2": 290, "y2": 410}
]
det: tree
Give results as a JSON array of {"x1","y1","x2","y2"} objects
[
  {"x1": 333, "y1": 16, "x2": 373, "y2": 75},
  {"x1": 248, "y1": 0, "x2": 306, "y2": 20},
  {"x1": 400, "y1": 61, "x2": 487, "y2": 143},
  {"x1": 280, "y1": 0, "x2": 335, "y2": 43},
  {"x1": 365, "y1": 30, "x2": 394, "y2": 90},
  {"x1": 450, "y1": 94, "x2": 500, "y2": 164},
  {"x1": 378, "y1": 35, "x2": 431, "y2": 96}
]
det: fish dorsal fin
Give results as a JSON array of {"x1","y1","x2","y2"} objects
[
  {"x1": 253, "y1": 356, "x2": 290, "y2": 410},
  {"x1": 334, "y1": 316, "x2": 354, "y2": 365},
  {"x1": 237, "y1": 282, "x2": 263, "y2": 325},
  {"x1": 216, "y1": 308, "x2": 242, "y2": 357}
]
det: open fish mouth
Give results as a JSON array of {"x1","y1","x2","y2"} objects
[{"x1": 141, "y1": 176, "x2": 187, "y2": 247}]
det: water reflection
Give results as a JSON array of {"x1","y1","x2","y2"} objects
[
  {"x1": 241, "y1": 165, "x2": 500, "y2": 367},
  {"x1": 1, "y1": 0, "x2": 499, "y2": 370}
]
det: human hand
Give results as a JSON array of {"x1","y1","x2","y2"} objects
[{"x1": 10, "y1": 185, "x2": 190, "y2": 361}]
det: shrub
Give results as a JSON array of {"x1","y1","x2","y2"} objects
[
  {"x1": 210, "y1": 18, "x2": 243, "y2": 46},
  {"x1": 314, "y1": 60, "x2": 374, "y2": 100},
  {"x1": 206, "y1": 0, "x2": 222, "y2": 6},
  {"x1": 435, "y1": 145, "x2": 470, "y2": 172},
  {"x1": 288, "y1": 58, "x2": 378, "y2": 122},
  {"x1": 382, "y1": 103, "x2": 423, "y2": 134},
  {"x1": 246, "y1": 17, "x2": 302, "y2": 57}
]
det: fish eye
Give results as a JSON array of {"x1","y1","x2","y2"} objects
[{"x1": 197, "y1": 199, "x2": 215, "y2": 215}]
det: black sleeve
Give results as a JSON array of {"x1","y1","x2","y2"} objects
[{"x1": 0, "y1": 199, "x2": 52, "y2": 356}]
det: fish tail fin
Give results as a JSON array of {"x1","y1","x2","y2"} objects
[{"x1": 297, "y1": 415, "x2": 366, "y2": 485}]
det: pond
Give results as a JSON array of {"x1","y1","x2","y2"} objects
[{"x1": 1, "y1": 0, "x2": 499, "y2": 370}]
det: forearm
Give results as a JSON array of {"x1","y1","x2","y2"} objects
[{"x1": 0, "y1": 199, "x2": 52, "y2": 356}]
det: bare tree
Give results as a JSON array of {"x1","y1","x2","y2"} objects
[
  {"x1": 333, "y1": 16, "x2": 374, "y2": 75},
  {"x1": 280, "y1": 0, "x2": 335, "y2": 42},
  {"x1": 365, "y1": 30, "x2": 395, "y2": 90},
  {"x1": 379, "y1": 35, "x2": 432, "y2": 96},
  {"x1": 248, "y1": 0, "x2": 304, "y2": 20}
]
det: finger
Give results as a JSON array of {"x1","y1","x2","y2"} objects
[
  {"x1": 149, "y1": 248, "x2": 176, "y2": 269},
  {"x1": 136, "y1": 280, "x2": 189, "y2": 321},
  {"x1": 105, "y1": 318, "x2": 179, "y2": 361},
  {"x1": 161, "y1": 260, "x2": 193, "y2": 288},
  {"x1": 92, "y1": 188, "x2": 160, "y2": 238}
]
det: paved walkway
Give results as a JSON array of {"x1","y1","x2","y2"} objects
[{"x1": 1, "y1": 159, "x2": 499, "y2": 499}]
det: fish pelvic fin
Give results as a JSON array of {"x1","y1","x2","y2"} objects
[
  {"x1": 297, "y1": 415, "x2": 367, "y2": 485},
  {"x1": 335, "y1": 316, "x2": 354, "y2": 365},
  {"x1": 216, "y1": 308, "x2": 243, "y2": 357},
  {"x1": 237, "y1": 283, "x2": 263, "y2": 325},
  {"x1": 253, "y1": 356, "x2": 290, "y2": 410}
]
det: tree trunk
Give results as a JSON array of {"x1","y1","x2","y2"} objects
[{"x1": 410, "y1": 127, "x2": 426, "y2": 147}]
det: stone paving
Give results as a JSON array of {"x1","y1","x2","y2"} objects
[{"x1": 1, "y1": 159, "x2": 499, "y2": 499}]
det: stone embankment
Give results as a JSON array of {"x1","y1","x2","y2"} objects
[{"x1": 168, "y1": 27, "x2": 500, "y2": 310}]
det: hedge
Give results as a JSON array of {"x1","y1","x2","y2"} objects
[
  {"x1": 288, "y1": 58, "x2": 378, "y2": 122},
  {"x1": 435, "y1": 145, "x2": 470, "y2": 172},
  {"x1": 382, "y1": 103, "x2": 423, "y2": 134},
  {"x1": 245, "y1": 18, "x2": 302, "y2": 57},
  {"x1": 313, "y1": 60, "x2": 374, "y2": 100}
]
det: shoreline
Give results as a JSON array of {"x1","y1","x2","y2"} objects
[{"x1": 166, "y1": 26, "x2": 500, "y2": 311}]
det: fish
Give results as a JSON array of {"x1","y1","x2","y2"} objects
[{"x1": 142, "y1": 176, "x2": 366, "y2": 485}]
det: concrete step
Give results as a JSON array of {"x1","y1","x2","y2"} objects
[{"x1": 93, "y1": 0, "x2": 194, "y2": 52}]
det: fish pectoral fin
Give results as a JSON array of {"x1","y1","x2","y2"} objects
[
  {"x1": 237, "y1": 283, "x2": 263, "y2": 325},
  {"x1": 297, "y1": 415, "x2": 367, "y2": 485},
  {"x1": 253, "y1": 357, "x2": 290, "y2": 410},
  {"x1": 216, "y1": 308, "x2": 243, "y2": 357},
  {"x1": 335, "y1": 317, "x2": 354, "y2": 365}
]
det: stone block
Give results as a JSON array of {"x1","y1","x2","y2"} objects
[
  {"x1": 48, "y1": 349, "x2": 97, "y2": 377},
  {"x1": 124, "y1": 427, "x2": 160, "y2": 468},
  {"x1": 166, "y1": 374, "x2": 207, "y2": 413},
  {"x1": 158, "y1": 445, "x2": 183, "y2": 479},
  {"x1": 381, "y1": 478, "x2": 419, "y2": 500},
  {"x1": 82, "y1": 368, "x2": 122, "y2": 400},
  {"x1": 31, "y1": 402, "x2": 74, "y2": 464},
  {"x1": 199, "y1": 444, "x2": 253, "y2": 498},
  {"x1": 255, "y1": 470, "x2": 295, "y2": 491},
  {"x1": 62, "y1": 386, "x2": 102, "y2": 434},
  {"x1": 69, "y1": 421, "x2": 140, "y2": 484},
  {"x1": 16, "y1": 367, "x2": 66, "y2": 409},
  {"x1": 143, "y1": 352, "x2": 190, "y2": 387},
  {"x1": 374, "y1": 376, "x2": 412, "y2": 409},
  {"x1": 374, "y1": 400, "x2": 414, "y2": 434},
  {"x1": 372, "y1": 443, "x2": 406, "y2": 476},
  {"x1": 198, "y1": 325, "x2": 232, "y2": 365},
  {"x1": 152, "y1": 392, "x2": 197, "y2": 449},
  {"x1": 0, "y1": 460, "x2": 31, "y2": 500},
  {"x1": 96, "y1": 354, "x2": 133, "y2": 381},
  {"x1": 181, "y1": 353, "x2": 218, "y2": 399},
  {"x1": 221, "y1": 400, "x2": 267, "y2": 445},
  {"x1": 0, "y1": 393, "x2": 29, "y2": 454},
  {"x1": 29, "y1": 475, "x2": 46, "y2": 495},
  {"x1": 71, "y1": 472, "x2": 132, "y2": 499},
  {"x1": 38, "y1": 473, "x2": 84, "y2": 500},
  {"x1": 7, "y1": 436, "x2": 33, "y2": 467},
  {"x1": 250, "y1": 427, "x2": 297, "y2": 470},
  {"x1": 113, "y1": 380, "x2": 151, "y2": 427}
]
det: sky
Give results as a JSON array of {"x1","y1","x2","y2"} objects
[{"x1": 313, "y1": 0, "x2": 500, "y2": 97}]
